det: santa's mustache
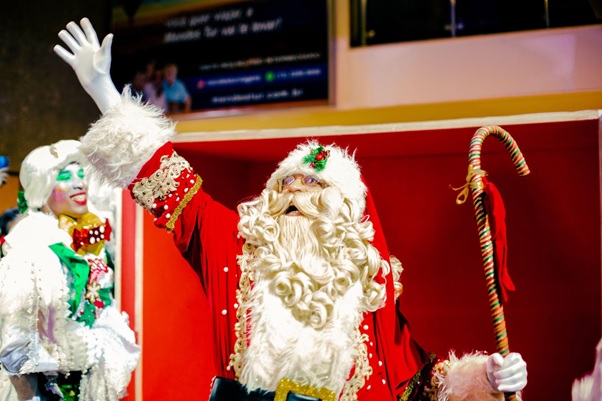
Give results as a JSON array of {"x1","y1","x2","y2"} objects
[{"x1": 268, "y1": 191, "x2": 322, "y2": 219}]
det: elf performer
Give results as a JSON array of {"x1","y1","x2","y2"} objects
[
  {"x1": 54, "y1": 18, "x2": 527, "y2": 401},
  {"x1": 0, "y1": 139, "x2": 140, "y2": 401}
]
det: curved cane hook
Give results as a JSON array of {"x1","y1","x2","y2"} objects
[{"x1": 468, "y1": 125, "x2": 530, "y2": 195}]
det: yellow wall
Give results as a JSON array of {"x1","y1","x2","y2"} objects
[
  {"x1": 0, "y1": 176, "x2": 20, "y2": 214},
  {"x1": 174, "y1": 89, "x2": 602, "y2": 134}
]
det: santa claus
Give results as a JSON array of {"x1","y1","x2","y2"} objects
[{"x1": 54, "y1": 18, "x2": 528, "y2": 401}]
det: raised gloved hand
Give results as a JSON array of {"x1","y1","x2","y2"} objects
[
  {"x1": 54, "y1": 18, "x2": 121, "y2": 114},
  {"x1": 486, "y1": 352, "x2": 528, "y2": 393}
]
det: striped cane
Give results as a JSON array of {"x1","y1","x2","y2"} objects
[{"x1": 460, "y1": 125, "x2": 530, "y2": 401}]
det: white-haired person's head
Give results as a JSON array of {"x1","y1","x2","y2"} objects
[
  {"x1": 20, "y1": 139, "x2": 88, "y2": 215},
  {"x1": 236, "y1": 142, "x2": 397, "y2": 330}
]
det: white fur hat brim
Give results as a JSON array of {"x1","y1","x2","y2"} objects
[{"x1": 266, "y1": 141, "x2": 367, "y2": 212}]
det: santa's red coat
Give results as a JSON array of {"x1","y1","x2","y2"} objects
[{"x1": 131, "y1": 142, "x2": 435, "y2": 400}]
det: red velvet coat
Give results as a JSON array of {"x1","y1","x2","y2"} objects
[{"x1": 130, "y1": 142, "x2": 437, "y2": 400}]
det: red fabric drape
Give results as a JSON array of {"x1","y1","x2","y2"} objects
[{"x1": 482, "y1": 177, "x2": 516, "y2": 303}]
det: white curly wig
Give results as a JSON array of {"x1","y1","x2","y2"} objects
[{"x1": 20, "y1": 139, "x2": 87, "y2": 210}]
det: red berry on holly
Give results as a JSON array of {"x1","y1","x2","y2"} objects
[
  {"x1": 315, "y1": 153, "x2": 324, "y2": 161},
  {"x1": 310, "y1": 162, "x2": 316, "y2": 168}
]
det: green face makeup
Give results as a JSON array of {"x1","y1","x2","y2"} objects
[{"x1": 56, "y1": 167, "x2": 85, "y2": 182}]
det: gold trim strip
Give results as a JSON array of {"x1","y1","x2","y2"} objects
[
  {"x1": 274, "y1": 378, "x2": 335, "y2": 401},
  {"x1": 166, "y1": 174, "x2": 203, "y2": 232}
]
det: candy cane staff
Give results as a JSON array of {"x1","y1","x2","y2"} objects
[{"x1": 453, "y1": 126, "x2": 531, "y2": 400}]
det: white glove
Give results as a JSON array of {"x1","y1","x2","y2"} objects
[
  {"x1": 53, "y1": 17, "x2": 121, "y2": 114},
  {"x1": 486, "y1": 352, "x2": 528, "y2": 393}
]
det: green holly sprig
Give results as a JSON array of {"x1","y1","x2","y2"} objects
[{"x1": 303, "y1": 145, "x2": 330, "y2": 171}]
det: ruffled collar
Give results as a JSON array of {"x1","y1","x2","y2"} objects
[
  {"x1": 3, "y1": 211, "x2": 71, "y2": 252},
  {"x1": 3, "y1": 211, "x2": 111, "y2": 257}
]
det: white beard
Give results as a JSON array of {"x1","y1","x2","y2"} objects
[
  {"x1": 239, "y1": 214, "x2": 366, "y2": 394},
  {"x1": 239, "y1": 277, "x2": 365, "y2": 395},
  {"x1": 235, "y1": 189, "x2": 389, "y2": 396}
]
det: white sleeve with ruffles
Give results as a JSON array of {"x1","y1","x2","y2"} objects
[
  {"x1": 0, "y1": 242, "x2": 93, "y2": 375},
  {"x1": 0, "y1": 212, "x2": 140, "y2": 401}
]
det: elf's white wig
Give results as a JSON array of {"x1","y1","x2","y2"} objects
[
  {"x1": 20, "y1": 139, "x2": 87, "y2": 210},
  {"x1": 265, "y1": 140, "x2": 367, "y2": 213}
]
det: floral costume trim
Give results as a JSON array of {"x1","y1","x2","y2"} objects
[
  {"x1": 129, "y1": 142, "x2": 202, "y2": 231},
  {"x1": 399, "y1": 353, "x2": 445, "y2": 401}
]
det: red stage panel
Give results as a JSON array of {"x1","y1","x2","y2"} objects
[{"x1": 123, "y1": 114, "x2": 601, "y2": 401}]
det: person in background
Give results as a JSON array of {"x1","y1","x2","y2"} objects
[
  {"x1": 0, "y1": 139, "x2": 140, "y2": 401},
  {"x1": 142, "y1": 61, "x2": 167, "y2": 111},
  {"x1": 0, "y1": 156, "x2": 9, "y2": 187},
  {"x1": 0, "y1": 156, "x2": 21, "y2": 259},
  {"x1": 130, "y1": 70, "x2": 147, "y2": 101},
  {"x1": 54, "y1": 18, "x2": 528, "y2": 401},
  {"x1": 0, "y1": 207, "x2": 21, "y2": 258},
  {"x1": 162, "y1": 62, "x2": 191, "y2": 113}
]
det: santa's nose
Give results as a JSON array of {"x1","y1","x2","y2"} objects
[
  {"x1": 281, "y1": 174, "x2": 324, "y2": 193},
  {"x1": 286, "y1": 179, "x2": 304, "y2": 192}
]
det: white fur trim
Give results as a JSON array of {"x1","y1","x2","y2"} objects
[
  {"x1": 265, "y1": 141, "x2": 367, "y2": 213},
  {"x1": 80, "y1": 86, "x2": 176, "y2": 188},
  {"x1": 3, "y1": 212, "x2": 71, "y2": 256},
  {"x1": 572, "y1": 376, "x2": 597, "y2": 401},
  {"x1": 437, "y1": 352, "x2": 511, "y2": 401},
  {"x1": 571, "y1": 339, "x2": 602, "y2": 401}
]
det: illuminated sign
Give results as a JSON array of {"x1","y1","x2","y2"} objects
[{"x1": 112, "y1": 0, "x2": 330, "y2": 114}]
